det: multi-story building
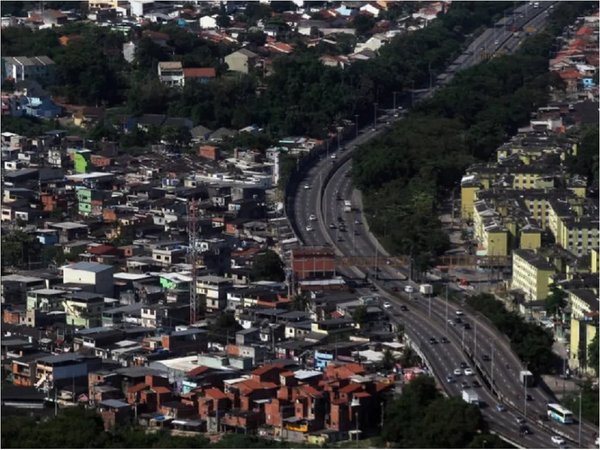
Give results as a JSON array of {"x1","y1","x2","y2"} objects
[
  {"x1": 63, "y1": 292, "x2": 105, "y2": 328},
  {"x1": 2, "y1": 56, "x2": 56, "y2": 85},
  {"x1": 196, "y1": 275, "x2": 232, "y2": 312},
  {"x1": 62, "y1": 261, "x2": 114, "y2": 297},
  {"x1": 568, "y1": 289, "x2": 599, "y2": 375},
  {"x1": 511, "y1": 249, "x2": 556, "y2": 301},
  {"x1": 158, "y1": 61, "x2": 184, "y2": 87}
]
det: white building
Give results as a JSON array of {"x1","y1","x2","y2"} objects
[
  {"x1": 199, "y1": 15, "x2": 218, "y2": 29},
  {"x1": 196, "y1": 275, "x2": 232, "y2": 312},
  {"x1": 2, "y1": 56, "x2": 56, "y2": 85},
  {"x1": 158, "y1": 61, "x2": 184, "y2": 87},
  {"x1": 62, "y1": 262, "x2": 114, "y2": 297}
]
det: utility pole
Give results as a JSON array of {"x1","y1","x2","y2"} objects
[
  {"x1": 373, "y1": 102, "x2": 378, "y2": 129},
  {"x1": 491, "y1": 344, "x2": 495, "y2": 390},
  {"x1": 188, "y1": 200, "x2": 199, "y2": 324},
  {"x1": 578, "y1": 390, "x2": 582, "y2": 448},
  {"x1": 474, "y1": 320, "x2": 477, "y2": 355},
  {"x1": 445, "y1": 285, "x2": 449, "y2": 333},
  {"x1": 354, "y1": 114, "x2": 359, "y2": 139},
  {"x1": 524, "y1": 381, "x2": 527, "y2": 419},
  {"x1": 393, "y1": 91, "x2": 398, "y2": 111}
]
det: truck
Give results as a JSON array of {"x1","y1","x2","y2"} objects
[
  {"x1": 462, "y1": 389, "x2": 480, "y2": 406},
  {"x1": 419, "y1": 284, "x2": 433, "y2": 296},
  {"x1": 519, "y1": 370, "x2": 534, "y2": 387},
  {"x1": 343, "y1": 200, "x2": 352, "y2": 213}
]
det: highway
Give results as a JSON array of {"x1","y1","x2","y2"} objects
[{"x1": 287, "y1": 2, "x2": 598, "y2": 448}]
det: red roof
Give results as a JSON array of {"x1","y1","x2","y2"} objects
[
  {"x1": 559, "y1": 69, "x2": 581, "y2": 80},
  {"x1": 205, "y1": 387, "x2": 227, "y2": 400},
  {"x1": 88, "y1": 244, "x2": 116, "y2": 255},
  {"x1": 153, "y1": 386, "x2": 171, "y2": 394},
  {"x1": 127, "y1": 383, "x2": 147, "y2": 394},
  {"x1": 252, "y1": 363, "x2": 284, "y2": 376},
  {"x1": 354, "y1": 391, "x2": 371, "y2": 398},
  {"x1": 576, "y1": 26, "x2": 593, "y2": 36},
  {"x1": 183, "y1": 68, "x2": 216, "y2": 79},
  {"x1": 299, "y1": 384, "x2": 322, "y2": 398},
  {"x1": 339, "y1": 383, "x2": 363, "y2": 394},
  {"x1": 186, "y1": 366, "x2": 210, "y2": 377}
]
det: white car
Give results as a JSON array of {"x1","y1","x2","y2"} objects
[
  {"x1": 464, "y1": 368, "x2": 474, "y2": 376},
  {"x1": 308, "y1": 214, "x2": 317, "y2": 221},
  {"x1": 551, "y1": 436, "x2": 565, "y2": 446},
  {"x1": 330, "y1": 154, "x2": 337, "y2": 159},
  {"x1": 404, "y1": 285, "x2": 414, "y2": 293},
  {"x1": 383, "y1": 301, "x2": 392, "y2": 309},
  {"x1": 453, "y1": 368, "x2": 462, "y2": 376},
  {"x1": 305, "y1": 225, "x2": 314, "y2": 232},
  {"x1": 455, "y1": 310, "x2": 464, "y2": 316},
  {"x1": 303, "y1": 184, "x2": 310, "y2": 190}
]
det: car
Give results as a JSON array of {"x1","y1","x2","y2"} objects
[
  {"x1": 482, "y1": 354, "x2": 490, "y2": 361},
  {"x1": 330, "y1": 154, "x2": 337, "y2": 159},
  {"x1": 520, "y1": 425, "x2": 531, "y2": 435},
  {"x1": 495, "y1": 404, "x2": 506, "y2": 412},
  {"x1": 429, "y1": 337, "x2": 438, "y2": 345},
  {"x1": 460, "y1": 362, "x2": 467, "y2": 369},
  {"x1": 455, "y1": 310, "x2": 464, "y2": 316},
  {"x1": 463, "y1": 322, "x2": 471, "y2": 330},
  {"x1": 464, "y1": 368, "x2": 474, "y2": 376},
  {"x1": 515, "y1": 416, "x2": 526, "y2": 425},
  {"x1": 354, "y1": 219, "x2": 361, "y2": 225},
  {"x1": 337, "y1": 216, "x2": 344, "y2": 222},
  {"x1": 383, "y1": 301, "x2": 392, "y2": 309},
  {"x1": 336, "y1": 194, "x2": 343, "y2": 201},
  {"x1": 494, "y1": 39, "x2": 499, "y2": 45},
  {"x1": 455, "y1": 317, "x2": 462, "y2": 324},
  {"x1": 370, "y1": 285, "x2": 377, "y2": 292},
  {"x1": 472, "y1": 380, "x2": 481, "y2": 388},
  {"x1": 329, "y1": 223, "x2": 337, "y2": 229},
  {"x1": 303, "y1": 184, "x2": 310, "y2": 190},
  {"x1": 309, "y1": 214, "x2": 317, "y2": 221},
  {"x1": 400, "y1": 305, "x2": 408, "y2": 311},
  {"x1": 337, "y1": 236, "x2": 344, "y2": 242},
  {"x1": 440, "y1": 336, "x2": 449, "y2": 343},
  {"x1": 453, "y1": 368, "x2": 462, "y2": 376},
  {"x1": 339, "y1": 226, "x2": 347, "y2": 232},
  {"x1": 446, "y1": 375, "x2": 454, "y2": 383},
  {"x1": 551, "y1": 436, "x2": 565, "y2": 446},
  {"x1": 305, "y1": 225, "x2": 314, "y2": 232},
  {"x1": 404, "y1": 285, "x2": 414, "y2": 293},
  {"x1": 461, "y1": 381, "x2": 469, "y2": 389},
  {"x1": 526, "y1": 394, "x2": 533, "y2": 401},
  {"x1": 447, "y1": 319, "x2": 455, "y2": 326}
]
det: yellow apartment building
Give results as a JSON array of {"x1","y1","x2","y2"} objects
[
  {"x1": 511, "y1": 249, "x2": 556, "y2": 301},
  {"x1": 568, "y1": 289, "x2": 599, "y2": 374}
]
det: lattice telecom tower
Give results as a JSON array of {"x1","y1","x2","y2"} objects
[{"x1": 187, "y1": 200, "x2": 199, "y2": 324}]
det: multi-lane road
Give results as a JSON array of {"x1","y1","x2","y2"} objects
[{"x1": 287, "y1": 2, "x2": 597, "y2": 447}]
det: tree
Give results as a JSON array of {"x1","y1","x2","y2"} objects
[
  {"x1": 381, "y1": 348, "x2": 396, "y2": 370},
  {"x1": 352, "y1": 305, "x2": 368, "y2": 325},
  {"x1": 250, "y1": 250, "x2": 285, "y2": 282},
  {"x1": 588, "y1": 334, "x2": 599, "y2": 377},
  {"x1": 292, "y1": 293, "x2": 308, "y2": 311},
  {"x1": 353, "y1": 14, "x2": 376, "y2": 36},
  {"x1": 1, "y1": 230, "x2": 38, "y2": 269},
  {"x1": 545, "y1": 286, "x2": 567, "y2": 319}
]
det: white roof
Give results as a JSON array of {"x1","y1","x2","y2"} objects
[
  {"x1": 114, "y1": 272, "x2": 153, "y2": 281},
  {"x1": 294, "y1": 369, "x2": 321, "y2": 380}
]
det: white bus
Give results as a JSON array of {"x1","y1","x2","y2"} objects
[{"x1": 547, "y1": 403, "x2": 574, "y2": 424}]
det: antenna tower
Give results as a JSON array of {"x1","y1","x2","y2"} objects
[{"x1": 188, "y1": 199, "x2": 199, "y2": 324}]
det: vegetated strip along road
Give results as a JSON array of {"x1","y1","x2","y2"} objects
[{"x1": 290, "y1": 3, "x2": 596, "y2": 448}]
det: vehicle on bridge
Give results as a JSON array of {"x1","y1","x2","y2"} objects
[
  {"x1": 462, "y1": 389, "x2": 480, "y2": 406},
  {"x1": 547, "y1": 403, "x2": 574, "y2": 424},
  {"x1": 343, "y1": 200, "x2": 352, "y2": 213}
]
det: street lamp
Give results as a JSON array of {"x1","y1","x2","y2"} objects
[{"x1": 354, "y1": 114, "x2": 359, "y2": 138}]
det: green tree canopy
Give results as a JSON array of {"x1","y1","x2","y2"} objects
[{"x1": 250, "y1": 250, "x2": 285, "y2": 282}]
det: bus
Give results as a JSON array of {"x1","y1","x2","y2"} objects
[{"x1": 547, "y1": 403, "x2": 574, "y2": 424}]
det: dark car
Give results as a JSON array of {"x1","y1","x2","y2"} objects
[
  {"x1": 455, "y1": 317, "x2": 463, "y2": 324},
  {"x1": 460, "y1": 362, "x2": 468, "y2": 369},
  {"x1": 429, "y1": 338, "x2": 438, "y2": 345},
  {"x1": 472, "y1": 380, "x2": 481, "y2": 388},
  {"x1": 400, "y1": 305, "x2": 408, "y2": 311},
  {"x1": 482, "y1": 354, "x2": 490, "y2": 361},
  {"x1": 526, "y1": 394, "x2": 533, "y2": 401},
  {"x1": 519, "y1": 425, "x2": 531, "y2": 435},
  {"x1": 463, "y1": 322, "x2": 471, "y2": 330},
  {"x1": 440, "y1": 337, "x2": 449, "y2": 343}
]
